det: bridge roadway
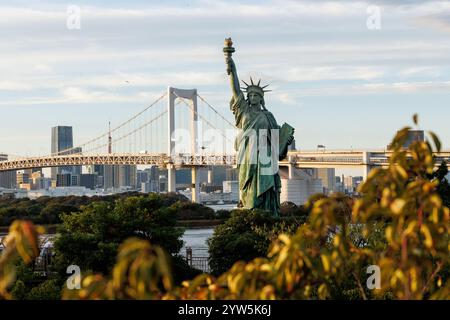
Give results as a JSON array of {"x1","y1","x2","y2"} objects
[{"x1": 1, "y1": 150, "x2": 449, "y2": 172}]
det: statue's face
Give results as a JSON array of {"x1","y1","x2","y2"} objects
[{"x1": 248, "y1": 92, "x2": 262, "y2": 107}]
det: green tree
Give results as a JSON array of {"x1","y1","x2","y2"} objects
[
  {"x1": 9, "y1": 259, "x2": 64, "y2": 300},
  {"x1": 26, "y1": 279, "x2": 62, "y2": 300},
  {"x1": 53, "y1": 195, "x2": 184, "y2": 275},
  {"x1": 171, "y1": 201, "x2": 215, "y2": 220},
  {"x1": 208, "y1": 209, "x2": 305, "y2": 275}
]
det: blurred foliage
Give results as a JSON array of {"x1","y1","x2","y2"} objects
[
  {"x1": 1, "y1": 116, "x2": 449, "y2": 300},
  {"x1": 0, "y1": 220, "x2": 44, "y2": 299},
  {"x1": 353, "y1": 122, "x2": 449, "y2": 299},
  {"x1": 428, "y1": 161, "x2": 450, "y2": 208}
]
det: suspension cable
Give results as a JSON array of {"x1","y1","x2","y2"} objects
[
  {"x1": 48, "y1": 91, "x2": 168, "y2": 156},
  {"x1": 173, "y1": 92, "x2": 235, "y2": 146},
  {"x1": 196, "y1": 93, "x2": 235, "y2": 128}
]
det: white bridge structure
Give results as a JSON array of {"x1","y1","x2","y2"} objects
[
  {"x1": 2, "y1": 151, "x2": 450, "y2": 173},
  {"x1": 1, "y1": 87, "x2": 449, "y2": 202}
]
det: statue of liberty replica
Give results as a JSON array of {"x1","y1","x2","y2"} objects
[{"x1": 224, "y1": 38, "x2": 295, "y2": 216}]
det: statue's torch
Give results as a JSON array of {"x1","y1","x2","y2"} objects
[{"x1": 223, "y1": 37, "x2": 235, "y2": 75}]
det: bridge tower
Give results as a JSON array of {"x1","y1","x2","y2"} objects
[{"x1": 167, "y1": 87, "x2": 200, "y2": 203}]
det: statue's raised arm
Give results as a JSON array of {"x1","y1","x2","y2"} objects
[{"x1": 223, "y1": 38, "x2": 241, "y2": 99}]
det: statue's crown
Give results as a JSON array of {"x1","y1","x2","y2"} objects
[{"x1": 241, "y1": 77, "x2": 271, "y2": 97}]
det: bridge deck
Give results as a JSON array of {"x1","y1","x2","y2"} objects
[{"x1": 1, "y1": 151, "x2": 449, "y2": 171}]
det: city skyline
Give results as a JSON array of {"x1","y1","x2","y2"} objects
[{"x1": 1, "y1": 0, "x2": 450, "y2": 157}]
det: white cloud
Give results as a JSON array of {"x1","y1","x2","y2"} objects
[
  {"x1": 0, "y1": 87, "x2": 165, "y2": 106},
  {"x1": 0, "y1": 81, "x2": 33, "y2": 90},
  {"x1": 286, "y1": 66, "x2": 385, "y2": 81},
  {"x1": 359, "y1": 81, "x2": 450, "y2": 93},
  {"x1": 399, "y1": 66, "x2": 441, "y2": 77},
  {"x1": 415, "y1": 14, "x2": 450, "y2": 34},
  {"x1": 0, "y1": 1, "x2": 367, "y2": 25},
  {"x1": 275, "y1": 92, "x2": 298, "y2": 105},
  {"x1": 280, "y1": 80, "x2": 450, "y2": 97},
  {"x1": 33, "y1": 64, "x2": 53, "y2": 73}
]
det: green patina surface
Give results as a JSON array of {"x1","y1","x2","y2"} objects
[{"x1": 224, "y1": 38, "x2": 295, "y2": 216}]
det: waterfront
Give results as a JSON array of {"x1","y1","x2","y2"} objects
[
  {"x1": 181, "y1": 228, "x2": 214, "y2": 258},
  {"x1": 1, "y1": 227, "x2": 216, "y2": 259},
  {"x1": 208, "y1": 203, "x2": 237, "y2": 211}
]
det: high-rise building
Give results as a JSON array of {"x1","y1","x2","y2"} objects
[
  {"x1": 35, "y1": 177, "x2": 52, "y2": 190},
  {"x1": 176, "y1": 169, "x2": 191, "y2": 186},
  {"x1": 56, "y1": 173, "x2": 72, "y2": 187},
  {"x1": 79, "y1": 174, "x2": 98, "y2": 190},
  {"x1": 280, "y1": 178, "x2": 323, "y2": 205},
  {"x1": 32, "y1": 172, "x2": 52, "y2": 190},
  {"x1": 344, "y1": 176, "x2": 355, "y2": 192},
  {"x1": 335, "y1": 176, "x2": 345, "y2": 193},
  {"x1": 223, "y1": 180, "x2": 239, "y2": 202},
  {"x1": 226, "y1": 167, "x2": 238, "y2": 181},
  {"x1": 404, "y1": 130, "x2": 425, "y2": 148},
  {"x1": 51, "y1": 126, "x2": 82, "y2": 180},
  {"x1": 93, "y1": 165, "x2": 104, "y2": 177},
  {"x1": 313, "y1": 168, "x2": 336, "y2": 194},
  {"x1": 24, "y1": 168, "x2": 43, "y2": 176},
  {"x1": 210, "y1": 166, "x2": 227, "y2": 186},
  {"x1": 71, "y1": 174, "x2": 79, "y2": 186},
  {"x1": 16, "y1": 171, "x2": 30, "y2": 186},
  {"x1": 87, "y1": 165, "x2": 105, "y2": 187},
  {"x1": 343, "y1": 175, "x2": 364, "y2": 193},
  {"x1": 0, "y1": 154, "x2": 17, "y2": 189},
  {"x1": 140, "y1": 166, "x2": 160, "y2": 192},
  {"x1": 103, "y1": 165, "x2": 137, "y2": 190},
  {"x1": 387, "y1": 130, "x2": 425, "y2": 150},
  {"x1": 141, "y1": 181, "x2": 159, "y2": 193},
  {"x1": 159, "y1": 174, "x2": 167, "y2": 192},
  {"x1": 137, "y1": 170, "x2": 149, "y2": 189},
  {"x1": 354, "y1": 176, "x2": 363, "y2": 191},
  {"x1": 103, "y1": 165, "x2": 116, "y2": 189},
  {"x1": 117, "y1": 165, "x2": 137, "y2": 189},
  {"x1": 144, "y1": 166, "x2": 159, "y2": 182}
]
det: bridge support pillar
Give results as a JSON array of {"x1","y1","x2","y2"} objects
[
  {"x1": 362, "y1": 165, "x2": 371, "y2": 181},
  {"x1": 168, "y1": 164, "x2": 176, "y2": 193},
  {"x1": 288, "y1": 155, "x2": 294, "y2": 179},
  {"x1": 207, "y1": 167, "x2": 213, "y2": 184},
  {"x1": 191, "y1": 167, "x2": 200, "y2": 203},
  {"x1": 362, "y1": 152, "x2": 371, "y2": 181}
]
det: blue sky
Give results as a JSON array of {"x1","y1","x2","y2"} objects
[{"x1": 1, "y1": 0, "x2": 450, "y2": 157}]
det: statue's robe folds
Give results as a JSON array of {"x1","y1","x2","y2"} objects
[{"x1": 231, "y1": 92, "x2": 286, "y2": 215}]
